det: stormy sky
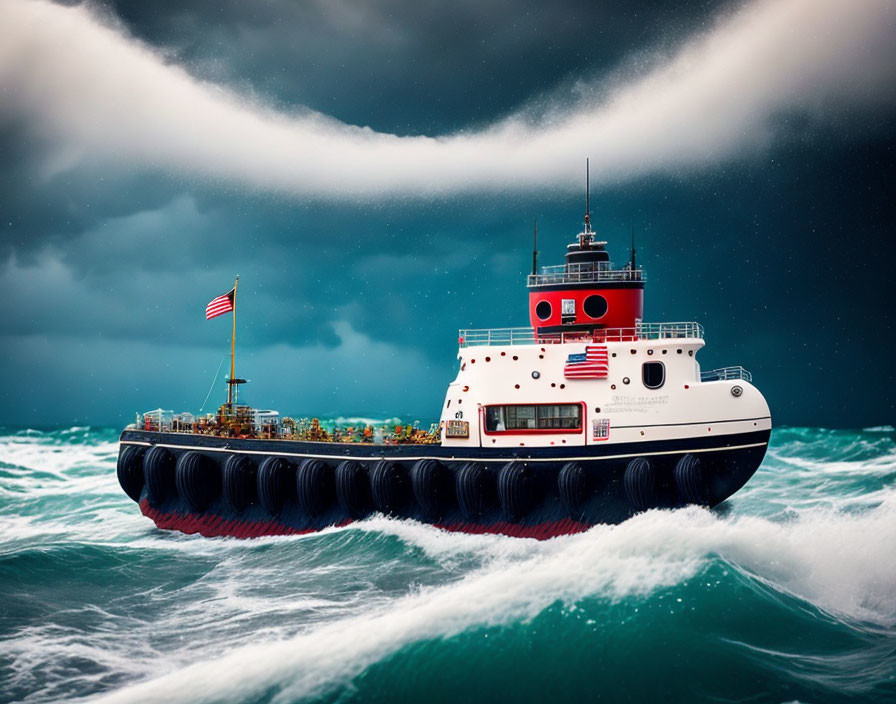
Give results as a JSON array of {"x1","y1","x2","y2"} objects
[{"x1": 1, "y1": 0, "x2": 894, "y2": 428}]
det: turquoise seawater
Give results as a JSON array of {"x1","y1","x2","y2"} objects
[{"x1": 0, "y1": 426, "x2": 894, "y2": 703}]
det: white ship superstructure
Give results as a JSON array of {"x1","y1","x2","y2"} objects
[{"x1": 441, "y1": 326, "x2": 769, "y2": 451}]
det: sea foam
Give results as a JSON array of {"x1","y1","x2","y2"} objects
[
  {"x1": 1, "y1": 427, "x2": 894, "y2": 703},
  {"x1": 91, "y1": 493, "x2": 896, "y2": 704}
]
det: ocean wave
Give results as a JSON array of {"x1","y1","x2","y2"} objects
[
  {"x1": 87, "y1": 494, "x2": 896, "y2": 704},
  {"x1": 1, "y1": 426, "x2": 894, "y2": 703},
  {"x1": 327, "y1": 416, "x2": 407, "y2": 428}
]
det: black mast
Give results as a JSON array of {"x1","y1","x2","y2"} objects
[
  {"x1": 532, "y1": 219, "x2": 538, "y2": 276},
  {"x1": 584, "y1": 158, "x2": 591, "y2": 233}
]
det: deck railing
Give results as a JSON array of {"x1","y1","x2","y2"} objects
[
  {"x1": 527, "y1": 264, "x2": 645, "y2": 287},
  {"x1": 458, "y1": 322, "x2": 704, "y2": 348},
  {"x1": 700, "y1": 366, "x2": 753, "y2": 382}
]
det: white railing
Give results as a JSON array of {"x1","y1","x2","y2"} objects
[
  {"x1": 701, "y1": 366, "x2": 753, "y2": 382},
  {"x1": 458, "y1": 322, "x2": 704, "y2": 347},
  {"x1": 527, "y1": 265, "x2": 645, "y2": 287}
]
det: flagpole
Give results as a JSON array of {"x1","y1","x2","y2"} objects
[{"x1": 229, "y1": 275, "x2": 239, "y2": 407}]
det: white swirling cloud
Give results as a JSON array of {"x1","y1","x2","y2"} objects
[{"x1": 0, "y1": 0, "x2": 894, "y2": 197}]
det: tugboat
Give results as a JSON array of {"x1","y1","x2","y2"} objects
[{"x1": 117, "y1": 165, "x2": 771, "y2": 539}]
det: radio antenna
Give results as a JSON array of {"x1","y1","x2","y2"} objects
[
  {"x1": 630, "y1": 223, "x2": 636, "y2": 270},
  {"x1": 531, "y1": 218, "x2": 538, "y2": 276},
  {"x1": 585, "y1": 158, "x2": 591, "y2": 233}
]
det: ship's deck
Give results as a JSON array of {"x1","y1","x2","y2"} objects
[
  {"x1": 121, "y1": 426, "x2": 770, "y2": 462},
  {"x1": 458, "y1": 322, "x2": 704, "y2": 347}
]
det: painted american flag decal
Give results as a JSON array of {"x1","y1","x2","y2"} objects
[{"x1": 563, "y1": 344, "x2": 609, "y2": 379}]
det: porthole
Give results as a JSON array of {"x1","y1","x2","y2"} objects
[
  {"x1": 647, "y1": 349, "x2": 654, "y2": 356},
  {"x1": 531, "y1": 371, "x2": 541, "y2": 379},
  {"x1": 485, "y1": 356, "x2": 491, "y2": 362},
  {"x1": 583, "y1": 294, "x2": 608, "y2": 319},
  {"x1": 622, "y1": 377, "x2": 630, "y2": 385},
  {"x1": 536, "y1": 300, "x2": 552, "y2": 321},
  {"x1": 642, "y1": 362, "x2": 665, "y2": 389}
]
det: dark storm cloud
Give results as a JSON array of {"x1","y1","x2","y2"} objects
[
  {"x1": 1, "y1": 0, "x2": 894, "y2": 426},
  {"x1": 3, "y1": 0, "x2": 894, "y2": 199},
  {"x1": 3, "y1": 138, "x2": 894, "y2": 427},
  {"x1": 93, "y1": 0, "x2": 732, "y2": 134},
  {"x1": 0, "y1": 186, "x2": 530, "y2": 348}
]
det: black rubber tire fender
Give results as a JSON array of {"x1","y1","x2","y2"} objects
[
  {"x1": 370, "y1": 460, "x2": 410, "y2": 515},
  {"x1": 175, "y1": 451, "x2": 219, "y2": 513},
  {"x1": 557, "y1": 462, "x2": 588, "y2": 519},
  {"x1": 410, "y1": 459, "x2": 451, "y2": 518},
  {"x1": 623, "y1": 457, "x2": 656, "y2": 512},
  {"x1": 258, "y1": 456, "x2": 293, "y2": 516},
  {"x1": 497, "y1": 461, "x2": 535, "y2": 521},
  {"x1": 143, "y1": 445, "x2": 176, "y2": 507},
  {"x1": 335, "y1": 460, "x2": 372, "y2": 518},
  {"x1": 456, "y1": 462, "x2": 493, "y2": 520},
  {"x1": 117, "y1": 445, "x2": 145, "y2": 503},
  {"x1": 674, "y1": 453, "x2": 708, "y2": 505},
  {"x1": 223, "y1": 454, "x2": 257, "y2": 513},
  {"x1": 296, "y1": 459, "x2": 334, "y2": 516}
]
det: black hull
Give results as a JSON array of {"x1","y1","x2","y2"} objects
[{"x1": 117, "y1": 428, "x2": 769, "y2": 539}]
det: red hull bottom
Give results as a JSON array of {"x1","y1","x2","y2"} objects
[{"x1": 139, "y1": 500, "x2": 593, "y2": 541}]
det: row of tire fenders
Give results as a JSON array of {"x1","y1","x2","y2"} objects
[{"x1": 117, "y1": 444, "x2": 709, "y2": 523}]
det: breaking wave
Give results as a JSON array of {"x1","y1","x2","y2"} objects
[{"x1": 0, "y1": 426, "x2": 894, "y2": 703}]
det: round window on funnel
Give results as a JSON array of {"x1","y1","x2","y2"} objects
[{"x1": 583, "y1": 294, "x2": 608, "y2": 319}]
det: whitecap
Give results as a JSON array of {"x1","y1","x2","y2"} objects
[{"x1": 90, "y1": 494, "x2": 896, "y2": 704}]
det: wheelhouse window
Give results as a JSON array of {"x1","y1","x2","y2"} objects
[
  {"x1": 642, "y1": 361, "x2": 665, "y2": 389},
  {"x1": 484, "y1": 404, "x2": 583, "y2": 433}
]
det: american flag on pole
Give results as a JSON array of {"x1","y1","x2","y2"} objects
[
  {"x1": 205, "y1": 288, "x2": 235, "y2": 320},
  {"x1": 563, "y1": 344, "x2": 609, "y2": 379}
]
